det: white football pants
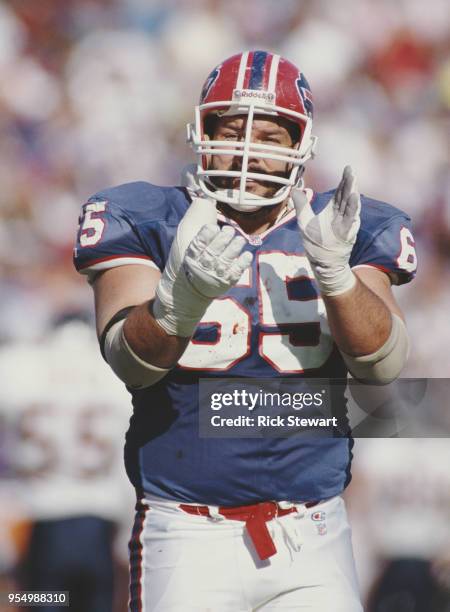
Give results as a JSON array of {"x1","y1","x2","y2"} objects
[{"x1": 129, "y1": 495, "x2": 363, "y2": 611}]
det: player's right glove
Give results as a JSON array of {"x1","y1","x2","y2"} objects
[{"x1": 153, "y1": 197, "x2": 253, "y2": 337}]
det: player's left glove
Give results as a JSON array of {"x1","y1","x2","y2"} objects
[{"x1": 292, "y1": 165, "x2": 361, "y2": 296}]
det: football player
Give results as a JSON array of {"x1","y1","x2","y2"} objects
[
  {"x1": 0, "y1": 317, "x2": 134, "y2": 612},
  {"x1": 350, "y1": 439, "x2": 450, "y2": 612},
  {"x1": 74, "y1": 51, "x2": 417, "y2": 611}
]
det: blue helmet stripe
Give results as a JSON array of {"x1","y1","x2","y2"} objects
[{"x1": 248, "y1": 51, "x2": 267, "y2": 90}]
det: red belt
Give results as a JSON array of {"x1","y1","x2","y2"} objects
[{"x1": 179, "y1": 500, "x2": 318, "y2": 560}]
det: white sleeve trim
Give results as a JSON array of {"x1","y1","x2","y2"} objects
[
  {"x1": 80, "y1": 257, "x2": 161, "y2": 282},
  {"x1": 351, "y1": 263, "x2": 398, "y2": 281}
]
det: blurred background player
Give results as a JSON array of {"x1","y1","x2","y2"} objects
[
  {"x1": 349, "y1": 438, "x2": 450, "y2": 612},
  {"x1": 0, "y1": 315, "x2": 134, "y2": 612}
]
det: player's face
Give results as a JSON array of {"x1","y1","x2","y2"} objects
[{"x1": 209, "y1": 115, "x2": 298, "y2": 199}]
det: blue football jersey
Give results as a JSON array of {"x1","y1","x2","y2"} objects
[{"x1": 74, "y1": 182, "x2": 417, "y2": 505}]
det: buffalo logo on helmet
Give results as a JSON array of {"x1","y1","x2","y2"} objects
[
  {"x1": 200, "y1": 67, "x2": 221, "y2": 104},
  {"x1": 295, "y1": 73, "x2": 314, "y2": 118}
]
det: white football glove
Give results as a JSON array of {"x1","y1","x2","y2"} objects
[
  {"x1": 292, "y1": 165, "x2": 361, "y2": 296},
  {"x1": 153, "y1": 197, "x2": 253, "y2": 337}
]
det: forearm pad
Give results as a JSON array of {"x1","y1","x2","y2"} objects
[
  {"x1": 340, "y1": 314, "x2": 409, "y2": 385},
  {"x1": 104, "y1": 319, "x2": 170, "y2": 389}
]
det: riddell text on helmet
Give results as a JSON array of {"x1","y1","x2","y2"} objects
[{"x1": 233, "y1": 89, "x2": 276, "y2": 103}]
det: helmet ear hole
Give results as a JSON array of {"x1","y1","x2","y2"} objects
[
  {"x1": 203, "y1": 114, "x2": 218, "y2": 139},
  {"x1": 286, "y1": 122, "x2": 301, "y2": 147},
  {"x1": 200, "y1": 117, "x2": 213, "y2": 170}
]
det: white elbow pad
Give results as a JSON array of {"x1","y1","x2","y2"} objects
[
  {"x1": 341, "y1": 314, "x2": 409, "y2": 385},
  {"x1": 104, "y1": 319, "x2": 170, "y2": 389}
]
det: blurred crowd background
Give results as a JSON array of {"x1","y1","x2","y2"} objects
[{"x1": 0, "y1": 0, "x2": 449, "y2": 610}]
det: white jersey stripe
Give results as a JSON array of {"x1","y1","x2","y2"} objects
[{"x1": 80, "y1": 257, "x2": 161, "y2": 276}]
